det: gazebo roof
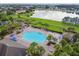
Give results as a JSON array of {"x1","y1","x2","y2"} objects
[{"x1": 63, "y1": 32, "x2": 75, "y2": 41}]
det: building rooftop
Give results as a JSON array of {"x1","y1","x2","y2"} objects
[{"x1": 0, "y1": 39, "x2": 26, "y2": 48}]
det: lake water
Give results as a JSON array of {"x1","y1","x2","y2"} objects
[{"x1": 31, "y1": 10, "x2": 79, "y2": 21}]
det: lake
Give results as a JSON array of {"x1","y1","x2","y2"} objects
[{"x1": 31, "y1": 10, "x2": 79, "y2": 21}]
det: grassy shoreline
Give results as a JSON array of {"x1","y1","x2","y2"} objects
[{"x1": 11, "y1": 13, "x2": 79, "y2": 33}]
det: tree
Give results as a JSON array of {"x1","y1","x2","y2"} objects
[
  {"x1": 75, "y1": 33, "x2": 79, "y2": 41},
  {"x1": 47, "y1": 34, "x2": 54, "y2": 45},
  {"x1": 67, "y1": 27, "x2": 75, "y2": 32},
  {"x1": 63, "y1": 44, "x2": 73, "y2": 55},
  {"x1": 6, "y1": 9, "x2": 15, "y2": 15},
  {"x1": 73, "y1": 42, "x2": 79, "y2": 52},
  {"x1": 60, "y1": 39, "x2": 68, "y2": 47},
  {"x1": 53, "y1": 44, "x2": 63, "y2": 56},
  {"x1": 58, "y1": 52, "x2": 69, "y2": 56},
  {"x1": 47, "y1": 34, "x2": 53, "y2": 41},
  {"x1": 53, "y1": 38, "x2": 79, "y2": 56},
  {"x1": 53, "y1": 43, "x2": 73, "y2": 56},
  {"x1": 27, "y1": 42, "x2": 45, "y2": 56},
  {"x1": 63, "y1": 27, "x2": 75, "y2": 33},
  {"x1": 45, "y1": 5, "x2": 49, "y2": 9}
]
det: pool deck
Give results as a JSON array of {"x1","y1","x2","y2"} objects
[
  {"x1": 1, "y1": 26, "x2": 63, "y2": 55},
  {"x1": 17, "y1": 26, "x2": 62, "y2": 55},
  {"x1": 23, "y1": 26, "x2": 63, "y2": 42}
]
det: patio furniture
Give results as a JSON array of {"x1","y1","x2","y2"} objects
[{"x1": 10, "y1": 34, "x2": 17, "y2": 41}]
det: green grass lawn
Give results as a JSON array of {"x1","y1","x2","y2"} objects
[
  {"x1": 11, "y1": 13, "x2": 79, "y2": 33},
  {"x1": 29, "y1": 18, "x2": 79, "y2": 33}
]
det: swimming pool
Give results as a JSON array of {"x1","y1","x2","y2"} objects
[{"x1": 22, "y1": 31, "x2": 47, "y2": 43}]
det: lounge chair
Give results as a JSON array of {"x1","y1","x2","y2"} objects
[{"x1": 10, "y1": 34, "x2": 17, "y2": 41}]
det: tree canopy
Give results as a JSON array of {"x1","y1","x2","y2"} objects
[{"x1": 27, "y1": 42, "x2": 45, "y2": 56}]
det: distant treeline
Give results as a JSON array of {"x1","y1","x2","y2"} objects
[{"x1": 62, "y1": 17, "x2": 79, "y2": 24}]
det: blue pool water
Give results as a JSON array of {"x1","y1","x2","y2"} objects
[{"x1": 22, "y1": 31, "x2": 47, "y2": 43}]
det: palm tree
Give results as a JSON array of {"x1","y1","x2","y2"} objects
[
  {"x1": 47, "y1": 34, "x2": 53, "y2": 41},
  {"x1": 53, "y1": 44, "x2": 63, "y2": 56},
  {"x1": 60, "y1": 39, "x2": 68, "y2": 47},
  {"x1": 47, "y1": 34, "x2": 54, "y2": 45},
  {"x1": 27, "y1": 42, "x2": 45, "y2": 56}
]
